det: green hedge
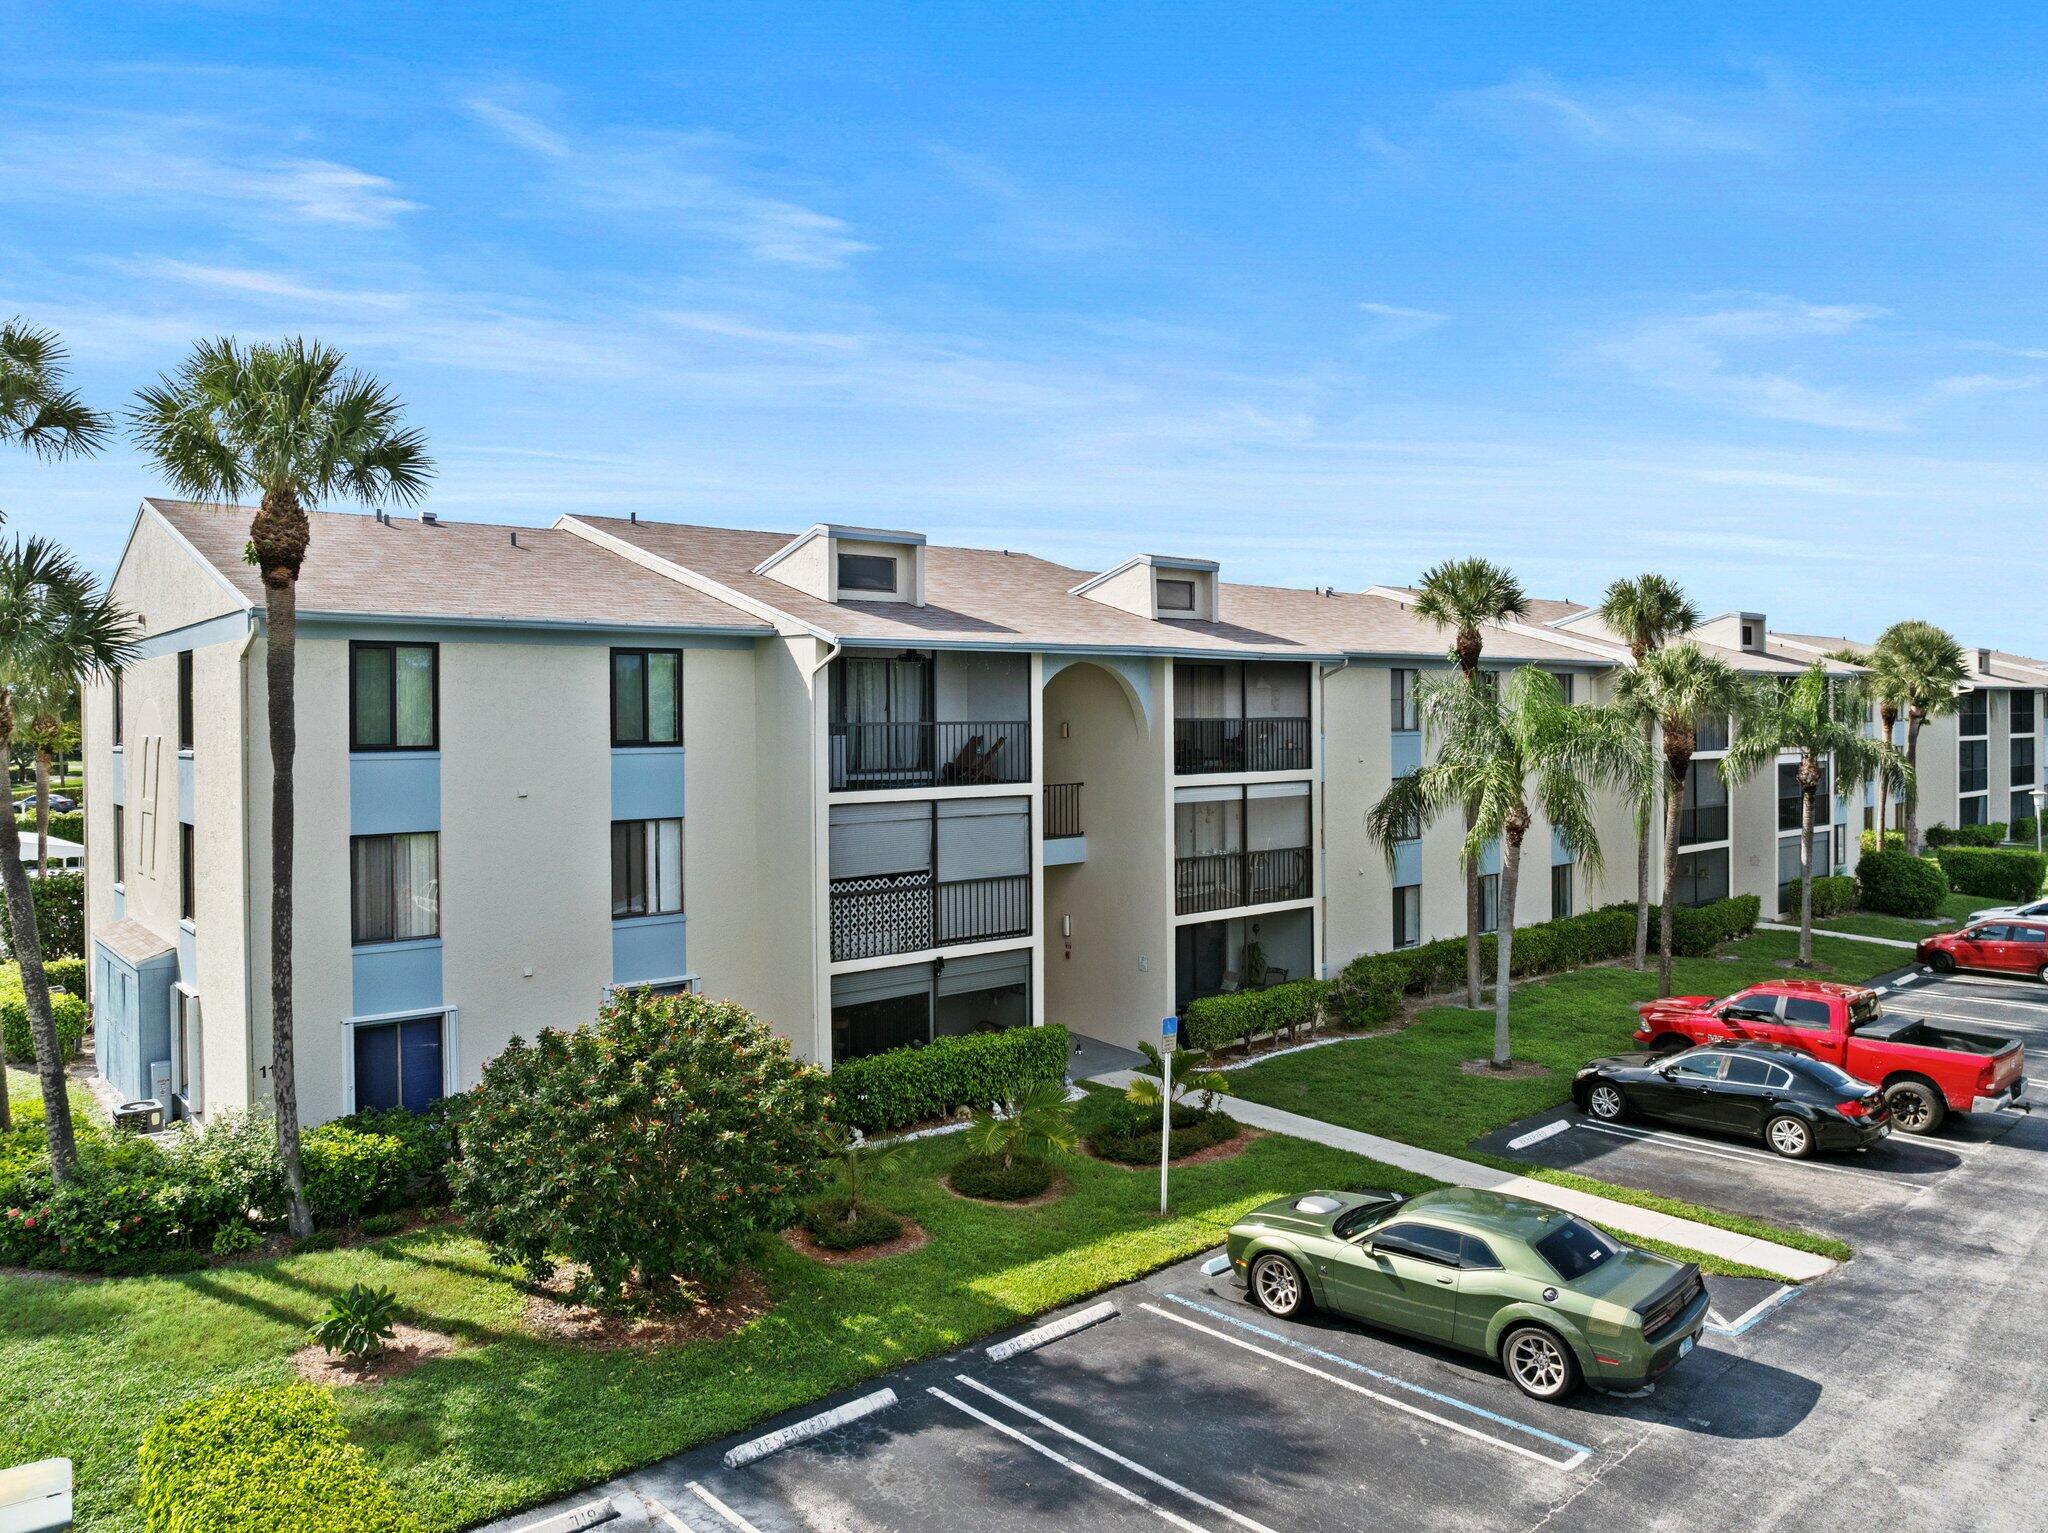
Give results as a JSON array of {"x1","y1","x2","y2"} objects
[
  {"x1": 1183, "y1": 979, "x2": 1328, "y2": 1050},
  {"x1": 0, "y1": 872, "x2": 83, "y2": 960},
  {"x1": 2011, "y1": 817, "x2": 2039, "y2": 844},
  {"x1": 14, "y1": 810, "x2": 83, "y2": 844},
  {"x1": 829, "y1": 1024, "x2": 1069, "y2": 1133},
  {"x1": 1927, "y1": 822, "x2": 2006, "y2": 849},
  {"x1": 0, "y1": 963, "x2": 89, "y2": 1065},
  {"x1": 1809, "y1": 875, "x2": 1857, "y2": 919},
  {"x1": 1860, "y1": 829, "x2": 1906, "y2": 855},
  {"x1": 1857, "y1": 849, "x2": 1948, "y2": 917},
  {"x1": 137, "y1": 1384, "x2": 417, "y2": 1533},
  {"x1": 1326, "y1": 895, "x2": 1761, "y2": 1031},
  {"x1": 1936, "y1": 846, "x2": 2048, "y2": 902}
]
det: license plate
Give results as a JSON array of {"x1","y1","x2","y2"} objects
[{"x1": 1678, "y1": 1336, "x2": 1695, "y2": 1358}]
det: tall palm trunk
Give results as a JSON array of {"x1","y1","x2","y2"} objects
[
  {"x1": 1903, "y1": 714, "x2": 1924, "y2": 854},
  {"x1": 1633, "y1": 714, "x2": 1654, "y2": 969},
  {"x1": 254, "y1": 488, "x2": 315, "y2": 1237},
  {"x1": 33, "y1": 746, "x2": 50, "y2": 873},
  {"x1": 1798, "y1": 772, "x2": 1817, "y2": 966},
  {"x1": 0, "y1": 691, "x2": 76, "y2": 1179},
  {"x1": 1491, "y1": 817, "x2": 1526, "y2": 1066},
  {"x1": 1464, "y1": 807, "x2": 1483, "y2": 1007},
  {"x1": 1658, "y1": 760, "x2": 1686, "y2": 998}
]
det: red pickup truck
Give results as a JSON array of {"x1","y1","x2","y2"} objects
[{"x1": 1634, "y1": 980, "x2": 2028, "y2": 1135}]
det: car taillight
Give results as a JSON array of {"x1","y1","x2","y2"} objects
[{"x1": 1837, "y1": 1098, "x2": 1869, "y2": 1117}]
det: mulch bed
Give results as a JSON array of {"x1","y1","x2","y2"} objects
[
  {"x1": 1457, "y1": 1058, "x2": 1552, "y2": 1080},
  {"x1": 1079, "y1": 1125, "x2": 1263, "y2": 1169},
  {"x1": 293, "y1": 1323, "x2": 454, "y2": 1387},
  {"x1": 942, "y1": 1171, "x2": 1070, "y2": 1209},
  {"x1": 521, "y1": 1264, "x2": 773, "y2": 1350},
  {"x1": 780, "y1": 1217, "x2": 929, "y2": 1265}
]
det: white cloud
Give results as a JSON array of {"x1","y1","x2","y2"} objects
[
  {"x1": 1450, "y1": 71, "x2": 1780, "y2": 157},
  {"x1": 1358, "y1": 301, "x2": 1448, "y2": 345}
]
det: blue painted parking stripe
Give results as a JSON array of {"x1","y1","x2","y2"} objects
[{"x1": 1159, "y1": 1293, "x2": 1593, "y2": 1461}]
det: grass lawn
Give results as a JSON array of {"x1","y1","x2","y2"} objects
[
  {"x1": 1225, "y1": 929, "x2": 1904, "y2": 1261},
  {"x1": 1812, "y1": 892, "x2": 1985, "y2": 943},
  {"x1": 3, "y1": 1080, "x2": 1486, "y2": 1533}
]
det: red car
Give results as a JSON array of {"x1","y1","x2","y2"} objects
[
  {"x1": 1916, "y1": 919, "x2": 2048, "y2": 983},
  {"x1": 1634, "y1": 980, "x2": 2027, "y2": 1134}
]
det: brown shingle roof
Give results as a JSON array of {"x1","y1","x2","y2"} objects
[{"x1": 146, "y1": 500, "x2": 768, "y2": 633}]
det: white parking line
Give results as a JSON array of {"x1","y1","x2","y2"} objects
[
  {"x1": 1139, "y1": 1301, "x2": 1589, "y2": 1471},
  {"x1": 929, "y1": 1387, "x2": 1213, "y2": 1531},
  {"x1": 646, "y1": 1485, "x2": 763, "y2": 1533},
  {"x1": 1703, "y1": 1285, "x2": 1799, "y2": 1337},
  {"x1": 954, "y1": 1376, "x2": 1282, "y2": 1533},
  {"x1": 1574, "y1": 1120, "x2": 1905, "y2": 1186}
]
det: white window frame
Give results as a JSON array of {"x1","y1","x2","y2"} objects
[{"x1": 340, "y1": 1006, "x2": 461, "y2": 1115}]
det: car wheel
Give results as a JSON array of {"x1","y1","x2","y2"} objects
[
  {"x1": 1764, "y1": 1114, "x2": 1814, "y2": 1159},
  {"x1": 1501, "y1": 1324, "x2": 1579, "y2": 1402},
  {"x1": 2038, "y1": 962, "x2": 2048, "y2": 986},
  {"x1": 1884, "y1": 1079, "x2": 1947, "y2": 1136},
  {"x1": 1249, "y1": 1254, "x2": 1310, "y2": 1319},
  {"x1": 1587, "y1": 1084, "x2": 1628, "y2": 1122},
  {"x1": 1927, "y1": 951, "x2": 1956, "y2": 974}
]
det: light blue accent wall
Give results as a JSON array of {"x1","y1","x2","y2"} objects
[
  {"x1": 1479, "y1": 839, "x2": 1501, "y2": 876},
  {"x1": 92, "y1": 940, "x2": 176, "y2": 1107},
  {"x1": 1043, "y1": 835, "x2": 1087, "y2": 866},
  {"x1": 1391, "y1": 731, "x2": 1422, "y2": 777},
  {"x1": 111, "y1": 749, "x2": 125, "y2": 807},
  {"x1": 177, "y1": 754, "x2": 195, "y2": 824},
  {"x1": 613, "y1": 913, "x2": 688, "y2": 985},
  {"x1": 352, "y1": 939, "x2": 445, "y2": 1017},
  {"x1": 350, "y1": 754, "x2": 441, "y2": 835},
  {"x1": 1392, "y1": 841, "x2": 1423, "y2": 886},
  {"x1": 1552, "y1": 829, "x2": 1573, "y2": 867},
  {"x1": 612, "y1": 747, "x2": 686, "y2": 821},
  {"x1": 113, "y1": 888, "x2": 126, "y2": 919},
  {"x1": 177, "y1": 922, "x2": 197, "y2": 982}
]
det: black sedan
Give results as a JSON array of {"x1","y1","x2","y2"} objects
[{"x1": 1572, "y1": 1042, "x2": 1890, "y2": 1158}]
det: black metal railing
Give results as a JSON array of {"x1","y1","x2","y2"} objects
[
  {"x1": 1174, "y1": 846, "x2": 1312, "y2": 915},
  {"x1": 1678, "y1": 805, "x2": 1729, "y2": 846},
  {"x1": 829, "y1": 720, "x2": 1031, "y2": 790},
  {"x1": 1044, "y1": 782, "x2": 1083, "y2": 838},
  {"x1": 1173, "y1": 717, "x2": 1311, "y2": 775},
  {"x1": 829, "y1": 870, "x2": 1031, "y2": 961}
]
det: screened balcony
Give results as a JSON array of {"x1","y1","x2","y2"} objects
[
  {"x1": 1172, "y1": 659, "x2": 1312, "y2": 774},
  {"x1": 1173, "y1": 782, "x2": 1312, "y2": 915},
  {"x1": 829, "y1": 650, "x2": 1031, "y2": 790},
  {"x1": 829, "y1": 798, "x2": 1032, "y2": 961}
]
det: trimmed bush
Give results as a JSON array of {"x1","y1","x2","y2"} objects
[
  {"x1": 1860, "y1": 829, "x2": 1906, "y2": 855},
  {"x1": 0, "y1": 966, "x2": 89, "y2": 1065},
  {"x1": 137, "y1": 1383, "x2": 417, "y2": 1533},
  {"x1": 1808, "y1": 876, "x2": 1857, "y2": 919},
  {"x1": 301, "y1": 1120, "x2": 411, "y2": 1226},
  {"x1": 799, "y1": 1193, "x2": 904, "y2": 1251},
  {"x1": 1927, "y1": 822, "x2": 2005, "y2": 849},
  {"x1": 1086, "y1": 1098, "x2": 1240, "y2": 1164},
  {"x1": 1858, "y1": 849, "x2": 1948, "y2": 918},
  {"x1": 1936, "y1": 846, "x2": 2048, "y2": 902},
  {"x1": 454, "y1": 988, "x2": 829, "y2": 1311},
  {"x1": 0, "y1": 871, "x2": 83, "y2": 960},
  {"x1": 829, "y1": 1023, "x2": 1069, "y2": 1134},
  {"x1": 1183, "y1": 979, "x2": 1327, "y2": 1051},
  {"x1": 14, "y1": 810, "x2": 83, "y2": 844},
  {"x1": 948, "y1": 1152, "x2": 1053, "y2": 1201},
  {"x1": 2014, "y1": 817, "x2": 2039, "y2": 844}
]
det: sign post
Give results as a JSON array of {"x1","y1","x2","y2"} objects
[{"x1": 1159, "y1": 1015, "x2": 1176, "y2": 1216}]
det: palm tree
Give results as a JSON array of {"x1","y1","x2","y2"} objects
[
  {"x1": 964, "y1": 1080, "x2": 1077, "y2": 1171},
  {"x1": 0, "y1": 540, "x2": 137, "y2": 1168},
  {"x1": 1615, "y1": 644, "x2": 1751, "y2": 996},
  {"x1": 1598, "y1": 575, "x2": 1700, "y2": 971},
  {"x1": 1724, "y1": 663, "x2": 1907, "y2": 967},
  {"x1": 130, "y1": 339, "x2": 432, "y2": 1234},
  {"x1": 819, "y1": 1121, "x2": 907, "y2": 1224},
  {"x1": 1125, "y1": 1040, "x2": 1229, "y2": 1114},
  {"x1": 1868, "y1": 621, "x2": 1966, "y2": 855},
  {"x1": 1410, "y1": 558, "x2": 1530, "y2": 1007},
  {"x1": 16, "y1": 677, "x2": 77, "y2": 873},
  {"x1": 1, "y1": 321, "x2": 111, "y2": 465},
  {"x1": 1839, "y1": 643, "x2": 1907, "y2": 852},
  {"x1": 1371, "y1": 668, "x2": 1644, "y2": 1067}
]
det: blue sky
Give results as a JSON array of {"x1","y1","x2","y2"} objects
[{"x1": 5, "y1": 3, "x2": 2047, "y2": 651}]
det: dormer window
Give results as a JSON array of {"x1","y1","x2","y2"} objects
[
  {"x1": 1156, "y1": 578, "x2": 1196, "y2": 613},
  {"x1": 1741, "y1": 624, "x2": 1756, "y2": 647},
  {"x1": 837, "y1": 552, "x2": 898, "y2": 595}
]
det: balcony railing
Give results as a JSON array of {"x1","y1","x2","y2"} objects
[
  {"x1": 829, "y1": 720, "x2": 1031, "y2": 791},
  {"x1": 1678, "y1": 806, "x2": 1729, "y2": 847},
  {"x1": 1174, "y1": 717, "x2": 1311, "y2": 775},
  {"x1": 830, "y1": 869, "x2": 1031, "y2": 961},
  {"x1": 1174, "y1": 846, "x2": 1313, "y2": 915},
  {"x1": 1044, "y1": 782, "x2": 1083, "y2": 838}
]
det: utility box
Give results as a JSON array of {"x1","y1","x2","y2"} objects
[{"x1": 0, "y1": 1457, "x2": 72, "y2": 1532}]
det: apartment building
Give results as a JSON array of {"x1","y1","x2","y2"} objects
[{"x1": 79, "y1": 498, "x2": 2026, "y2": 1128}]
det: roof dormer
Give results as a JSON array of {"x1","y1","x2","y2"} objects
[
  {"x1": 1070, "y1": 555, "x2": 1221, "y2": 623},
  {"x1": 754, "y1": 523, "x2": 926, "y2": 606},
  {"x1": 1694, "y1": 611, "x2": 1769, "y2": 655}
]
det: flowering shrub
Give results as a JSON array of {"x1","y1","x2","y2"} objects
[{"x1": 453, "y1": 988, "x2": 831, "y2": 1312}]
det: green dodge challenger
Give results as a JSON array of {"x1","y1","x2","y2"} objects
[{"x1": 1224, "y1": 1187, "x2": 1711, "y2": 1401}]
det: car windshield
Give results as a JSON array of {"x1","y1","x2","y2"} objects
[
  {"x1": 1333, "y1": 1195, "x2": 1405, "y2": 1241},
  {"x1": 1533, "y1": 1218, "x2": 1621, "y2": 1281}
]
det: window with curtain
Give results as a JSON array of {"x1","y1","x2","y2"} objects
[
  {"x1": 1551, "y1": 862, "x2": 1573, "y2": 917},
  {"x1": 1389, "y1": 669, "x2": 1419, "y2": 732},
  {"x1": 612, "y1": 649, "x2": 682, "y2": 746},
  {"x1": 1478, "y1": 873, "x2": 1499, "y2": 933},
  {"x1": 351, "y1": 832, "x2": 441, "y2": 944},
  {"x1": 612, "y1": 818, "x2": 684, "y2": 918},
  {"x1": 1393, "y1": 884, "x2": 1420, "y2": 949},
  {"x1": 351, "y1": 642, "x2": 438, "y2": 750}
]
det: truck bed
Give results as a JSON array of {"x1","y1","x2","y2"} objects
[{"x1": 1856, "y1": 1014, "x2": 2017, "y2": 1056}]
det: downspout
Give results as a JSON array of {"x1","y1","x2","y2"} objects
[
  {"x1": 1314, "y1": 656, "x2": 1353, "y2": 982},
  {"x1": 237, "y1": 610, "x2": 261, "y2": 1114},
  {"x1": 807, "y1": 637, "x2": 842, "y2": 1068}
]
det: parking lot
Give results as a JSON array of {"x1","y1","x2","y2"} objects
[{"x1": 488, "y1": 961, "x2": 2048, "y2": 1533}]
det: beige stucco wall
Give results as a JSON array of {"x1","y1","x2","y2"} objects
[
  {"x1": 1321, "y1": 663, "x2": 1395, "y2": 968},
  {"x1": 1910, "y1": 714, "x2": 1960, "y2": 837},
  {"x1": 1042, "y1": 657, "x2": 1173, "y2": 1047}
]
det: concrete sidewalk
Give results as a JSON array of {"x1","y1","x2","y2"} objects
[
  {"x1": 1758, "y1": 919, "x2": 1919, "y2": 951},
  {"x1": 1091, "y1": 1071, "x2": 1839, "y2": 1283}
]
